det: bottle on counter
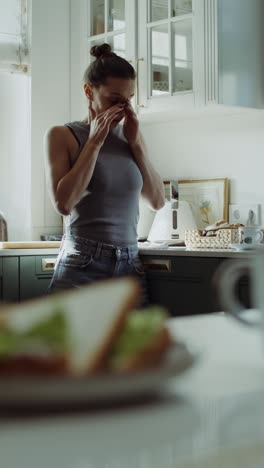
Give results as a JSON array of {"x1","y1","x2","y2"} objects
[{"x1": 0, "y1": 211, "x2": 8, "y2": 241}]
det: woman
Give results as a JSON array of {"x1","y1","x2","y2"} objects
[{"x1": 44, "y1": 43, "x2": 165, "y2": 300}]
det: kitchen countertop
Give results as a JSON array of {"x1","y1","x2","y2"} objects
[
  {"x1": 0, "y1": 246, "x2": 256, "y2": 258},
  {"x1": 1, "y1": 313, "x2": 264, "y2": 468},
  {"x1": 0, "y1": 248, "x2": 61, "y2": 256},
  {"x1": 139, "y1": 247, "x2": 254, "y2": 258}
]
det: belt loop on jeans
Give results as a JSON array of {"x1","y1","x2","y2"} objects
[
  {"x1": 127, "y1": 247, "x2": 132, "y2": 264},
  {"x1": 94, "y1": 242, "x2": 102, "y2": 259}
]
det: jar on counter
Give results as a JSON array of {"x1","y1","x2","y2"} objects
[{"x1": 0, "y1": 211, "x2": 8, "y2": 241}]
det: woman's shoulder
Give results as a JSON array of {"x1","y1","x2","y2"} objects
[
  {"x1": 64, "y1": 120, "x2": 90, "y2": 132},
  {"x1": 45, "y1": 121, "x2": 90, "y2": 145},
  {"x1": 64, "y1": 120, "x2": 91, "y2": 149},
  {"x1": 45, "y1": 120, "x2": 89, "y2": 134},
  {"x1": 44, "y1": 124, "x2": 69, "y2": 141}
]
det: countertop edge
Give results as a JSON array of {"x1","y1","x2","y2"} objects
[
  {"x1": 0, "y1": 248, "x2": 61, "y2": 256},
  {"x1": 0, "y1": 247, "x2": 254, "y2": 258},
  {"x1": 139, "y1": 248, "x2": 253, "y2": 258}
]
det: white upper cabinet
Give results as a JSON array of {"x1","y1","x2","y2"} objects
[
  {"x1": 71, "y1": 0, "x2": 217, "y2": 117},
  {"x1": 87, "y1": 0, "x2": 136, "y2": 60},
  {"x1": 70, "y1": 0, "x2": 137, "y2": 119},
  {"x1": 218, "y1": 0, "x2": 264, "y2": 109},
  {"x1": 137, "y1": 0, "x2": 206, "y2": 113}
]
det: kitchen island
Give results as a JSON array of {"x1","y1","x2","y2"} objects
[{"x1": 1, "y1": 313, "x2": 264, "y2": 468}]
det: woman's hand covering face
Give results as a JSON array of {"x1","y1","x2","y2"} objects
[
  {"x1": 88, "y1": 104, "x2": 125, "y2": 147},
  {"x1": 123, "y1": 103, "x2": 140, "y2": 148}
]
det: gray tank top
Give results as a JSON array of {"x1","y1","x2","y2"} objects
[{"x1": 64, "y1": 121, "x2": 143, "y2": 247}]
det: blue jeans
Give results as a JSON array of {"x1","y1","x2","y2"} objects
[{"x1": 48, "y1": 235, "x2": 148, "y2": 306}]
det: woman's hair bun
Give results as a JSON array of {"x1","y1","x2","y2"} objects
[{"x1": 90, "y1": 43, "x2": 113, "y2": 59}]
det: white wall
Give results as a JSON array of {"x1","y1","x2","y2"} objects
[
  {"x1": 3, "y1": 2, "x2": 264, "y2": 241},
  {"x1": 139, "y1": 106, "x2": 264, "y2": 227},
  {"x1": 0, "y1": 71, "x2": 31, "y2": 240},
  {"x1": 30, "y1": 0, "x2": 70, "y2": 240}
]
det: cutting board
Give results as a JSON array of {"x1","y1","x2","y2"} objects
[{"x1": 0, "y1": 241, "x2": 61, "y2": 249}]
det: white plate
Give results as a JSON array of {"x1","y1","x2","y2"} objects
[
  {"x1": 0, "y1": 342, "x2": 197, "y2": 407},
  {"x1": 229, "y1": 243, "x2": 264, "y2": 251}
]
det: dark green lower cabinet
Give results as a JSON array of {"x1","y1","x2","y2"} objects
[
  {"x1": 146, "y1": 274, "x2": 208, "y2": 316},
  {"x1": 0, "y1": 257, "x2": 19, "y2": 302},
  {"x1": 0, "y1": 258, "x2": 2, "y2": 300},
  {"x1": 20, "y1": 255, "x2": 56, "y2": 301},
  {"x1": 141, "y1": 255, "x2": 250, "y2": 316},
  {"x1": 0, "y1": 253, "x2": 250, "y2": 313}
]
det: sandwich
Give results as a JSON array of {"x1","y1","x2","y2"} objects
[{"x1": 0, "y1": 278, "x2": 172, "y2": 376}]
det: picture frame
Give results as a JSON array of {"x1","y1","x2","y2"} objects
[{"x1": 178, "y1": 178, "x2": 229, "y2": 229}]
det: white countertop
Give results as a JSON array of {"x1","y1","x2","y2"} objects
[
  {"x1": 0, "y1": 248, "x2": 61, "y2": 256},
  {"x1": 1, "y1": 313, "x2": 264, "y2": 468},
  {"x1": 0, "y1": 246, "x2": 253, "y2": 258},
  {"x1": 139, "y1": 247, "x2": 252, "y2": 258}
]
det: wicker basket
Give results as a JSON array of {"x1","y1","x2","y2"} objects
[{"x1": 185, "y1": 229, "x2": 239, "y2": 249}]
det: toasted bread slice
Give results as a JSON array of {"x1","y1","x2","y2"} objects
[
  {"x1": 0, "y1": 277, "x2": 139, "y2": 376},
  {"x1": 0, "y1": 356, "x2": 68, "y2": 375}
]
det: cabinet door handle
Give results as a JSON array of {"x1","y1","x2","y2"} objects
[
  {"x1": 41, "y1": 258, "x2": 56, "y2": 272},
  {"x1": 142, "y1": 259, "x2": 171, "y2": 272}
]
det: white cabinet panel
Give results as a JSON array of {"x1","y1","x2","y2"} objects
[
  {"x1": 218, "y1": 0, "x2": 264, "y2": 109},
  {"x1": 70, "y1": 0, "x2": 206, "y2": 115},
  {"x1": 31, "y1": 0, "x2": 70, "y2": 230}
]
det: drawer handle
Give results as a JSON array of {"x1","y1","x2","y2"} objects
[
  {"x1": 142, "y1": 259, "x2": 171, "y2": 272},
  {"x1": 41, "y1": 258, "x2": 56, "y2": 272}
]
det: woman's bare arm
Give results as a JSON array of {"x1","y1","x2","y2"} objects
[
  {"x1": 44, "y1": 126, "x2": 101, "y2": 215},
  {"x1": 130, "y1": 133, "x2": 165, "y2": 211}
]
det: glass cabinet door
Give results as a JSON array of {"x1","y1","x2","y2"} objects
[
  {"x1": 138, "y1": 0, "x2": 198, "y2": 111},
  {"x1": 70, "y1": 0, "x2": 136, "y2": 120},
  {"x1": 150, "y1": 0, "x2": 168, "y2": 21},
  {"x1": 88, "y1": 0, "x2": 134, "y2": 60},
  {"x1": 91, "y1": 0, "x2": 105, "y2": 35},
  {"x1": 150, "y1": 23, "x2": 169, "y2": 96},
  {"x1": 71, "y1": 0, "x2": 205, "y2": 117},
  {"x1": 172, "y1": 18, "x2": 192, "y2": 93},
  {"x1": 108, "y1": 0, "x2": 125, "y2": 32},
  {"x1": 171, "y1": 0, "x2": 192, "y2": 16}
]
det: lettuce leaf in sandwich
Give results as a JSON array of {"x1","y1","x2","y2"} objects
[
  {"x1": 109, "y1": 307, "x2": 170, "y2": 371},
  {"x1": 0, "y1": 307, "x2": 69, "y2": 359}
]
